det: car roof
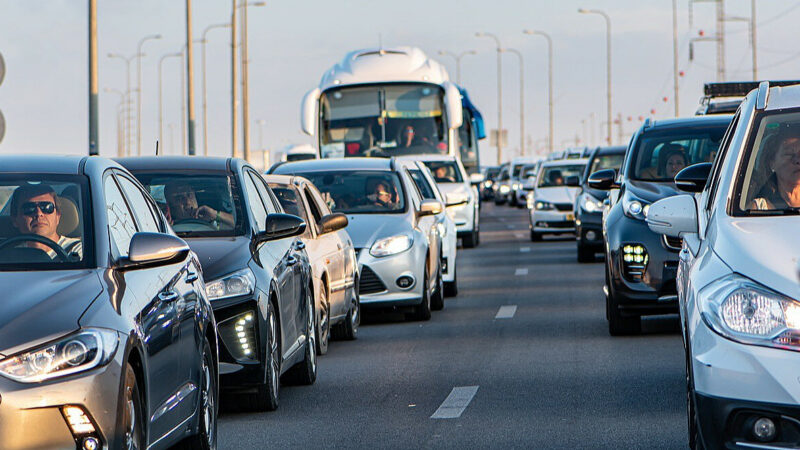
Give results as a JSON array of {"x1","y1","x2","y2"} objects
[
  {"x1": 645, "y1": 114, "x2": 733, "y2": 131},
  {"x1": 115, "y1": 156, "x2": 236, "y2": 172},
  {"x1": 0, "y1": 154, "x2": 89, "y2": 174},
  {"x1": 594, "y1": 145, "x2": 626, "y2": 155},
  {"x1": 397, "y1": 154, "x2": 455, "y2": 163},
  {"x1": 540, "y1": 158, "x2": 589, "y2": 168},
  {"x1": 764, "y1": 83, "x2": 800, "y2": 111},
  {"x1": 272, "y1": 157, "x2": 394, "y2": 173}
]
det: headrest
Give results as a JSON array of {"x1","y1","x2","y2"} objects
[{"x1": 56, "y1": 196, "x2": 80, "y2": 237}]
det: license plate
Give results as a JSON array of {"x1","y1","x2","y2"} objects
[{"x1": 566, "y1": 213, "x2": 575, "y2": 221}]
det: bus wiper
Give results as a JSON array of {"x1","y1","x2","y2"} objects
[{"x1": 745, "y1": 208, "x2": 800, "y2": 216}]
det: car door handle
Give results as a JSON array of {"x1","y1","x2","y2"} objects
[
  {"x1": 185, "y1": 271, "x2": 199, "y2": 283},
  {"x1": 295, "y1": 241, "x2": 306, "y2": 250},
  {"x1": 158, "y1": 291, "x2": 179, "y2": 303},
  {"x1": 286, "y1": 256, "x2": 298, "y2": 266}
]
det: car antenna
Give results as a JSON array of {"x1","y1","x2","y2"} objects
[{"x1": 155, "y1": 140, "x2": 160, "y2": 156}]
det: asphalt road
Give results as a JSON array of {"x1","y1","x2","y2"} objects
[{"x1": 218, "y1": 202, "x2": 686, "y2": 449}]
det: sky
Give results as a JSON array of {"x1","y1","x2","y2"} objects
[{"x1": 1, "y1": 0, "x2": 799, "y2": 168}]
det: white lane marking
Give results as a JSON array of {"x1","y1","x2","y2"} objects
[
  {"x1": 514, "y1": 233, "x2": 524, "y2": 239},
  {"x1": 431, "y1": 386, "x2": 480, "y2": 419},
  {"x1": 520, "y1": 247, "x2": 530, "y2": 253},
  {"x1": 515, "y1": 268, "x2": 528, "y2": 276},
  {"x1": 506, "y1": 224, "x2": 515, "y2": 229},
  {"x1": 495, "y1": 305, "x2": 517, "y2": 319}
]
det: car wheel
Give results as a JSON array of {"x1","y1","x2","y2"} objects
[
  {"x1": 289, "y1": 286, "x2": 317, "y2": 385},
  {"x1": 121, "y1": 363, "x2": 145, "y2": 450},
  {"x1": 530, "y1": 230, "x2": 542, "y2": 242},
  {"x1": 431, "y1": 262, "x2": 444, "y2": 311},
  {"x1": 577, "y1": 244, "x2": 595, "y2": 263},
  {"x1": 463, "y1": 229, "x2": 478, "y2": 248},
  {"x1": 408, "y1": 264, "x2": 431, "y2": 321},
  {"x1": 686, "y1": 348, "x2": 705, "y2": 449},
  {"x1": 444, "y1": 265, "x2": 458, "y2": 297},
  {"x1": 606, "y1": 263, "x2": 641, "y2": 336},
  {"x1": 183, "y1": 338, "x2": 217, "y2": 450},
  {"x1": 316, "y1": 284, "x2": 330, "y2": 356},
  {"x1": 341, "y1": 296, "x2": 360, "y2": 340},
  {"x1": 253, "y1": 302, "x2": 280, "y2": 411}
]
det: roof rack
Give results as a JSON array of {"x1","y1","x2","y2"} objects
[{"x1": 703, "y1": 80, "x2": 800, "y2": 99}]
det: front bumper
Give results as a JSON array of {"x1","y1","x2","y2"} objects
[
  {"x1": 211, "y1": 294, "x2": 266, "y2": 390},
  {"x1": 530, "y1": 209, "x2": 575, "y2": 233},
  {"x1": 356, "y1": 247, "x2": 425, "y2": 308},
  {"x1": 576, "y1": 210, "x2": 603, "y2": 249},
  {"x1": 0, "y1": 353, "x2": 124, "y2": 449}
]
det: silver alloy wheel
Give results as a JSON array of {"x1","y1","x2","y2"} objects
[
  {"x1": 201, "y1": 356, "x2": 215, "y2": 447},
  {"x1": 125, "y1": 395, "x2": 136, "y2": 450},
  {"x1": 307, "y1": 289, "x2": 316, "y2": 371},
  {"x1": 269, "y1": 310, "x2": 279, "y2": 395}
]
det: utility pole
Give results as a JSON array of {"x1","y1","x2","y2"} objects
[
  {"x1": 185, "y1": 0, "x2": 197, "y2": 155},
  {"x1": 240, "y1": 0, "x2": 251, "y2": 162},
  {"x1": 202, "y1": 23, "x2": 231, "y2": 157},
  {"x1": 616, "y1": 113, "x2": 623, "y2": 146},
  {"x1": 136, "y1": 34, "x2": 161, "y2": 156},
  {"x1": 751, "y1": 0, "x2": 757, "y2": 80},
  {"x1": 579, "y1": 9, "x2": 612, "y2": 145},
  {"x1": 231, "y1": 1, "x2": 239, "y2": 158},
  {"x1": 672, "y1": 0, "x2": 680, "y2": 116},
  {"x1": 88, "y1": 0, "x2": 98, "y2": 155},
  {"x1": 158, "y1": 52, "x2": 181, "y2": 154},
  {"x1": 502, "y1": 48, "x2": 524, "y2": 157},
  {"x1": 523, "y1": 30, "x2": 554, "y2": 153},
  {"x1": 475, "y1": 32, "x2": 503, "y2": 164},
  {"x1": 716, "y1": 0, "x2": 725, "y2": 82}
]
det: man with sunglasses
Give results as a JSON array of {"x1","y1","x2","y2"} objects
[
  {"x1": 164, "y1": 181, "x2": 234, "y2": 229},
  {"x1": 10, "y1": 184, "x2": 82, "y2": 260}
]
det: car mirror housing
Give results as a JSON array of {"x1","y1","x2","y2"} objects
[
  {"x1": 419, "y1": 199, "x2": 444, "y2": 217},
  {"x1": 675, "y1": 162, "x2": 712, "y2": 193},
  {"x1": 587, "y1": 169, "x2": 619, "y2": 190},
  {"x1": 319, "y1": 212, "x2": 348, "y2": 234},
  {"x1": 122, "y1": 232, "x2": 190, "y2": 269},
  {"x1": 469, "y1": 173, "x2": 483, "y2": 186},
  {"x1": 645, "y1": 194, "x2": 698, "y2": 238},
  {"x1": 259, "y1": 213, "x2": 307, "y2": 242},
  {"x1": 445, "y1": 192, "x2": 469, "y2": 207}
]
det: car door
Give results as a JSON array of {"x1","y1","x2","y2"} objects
[
  {"x1": 104, "y1": 172, "x2": 186, "y2": 440},
  {"x1": 404, "y1": 169, "x2": 438, "y2": 288},
  {"x1": 303, "y1": 184, "x2": 347, "y2": 318}
]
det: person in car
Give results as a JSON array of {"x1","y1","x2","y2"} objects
[
  {"x1": 548, "y1": 169, "x2": 564, "y2": 186},
  {"x1": 752, "y1": 127, "x2": 800, "y2": 209},
  {"x1": 164, "y1": 181, "x2": 235, "y2": 228},
  {"x1": 399, "y1": 125, "x2": 416, "y2": 148},
  {"x1": 433, "y1": 166, "x2": 455, "y2": 183},
  {"x1": 367, "y1": 180, "x2": 398, "y2": 209},
  {"x1": 640, "y1": 144, "x2": 687, "y2": 179},
  {"x1": 10, "y1": 184, "x2": 82, "y2": 259}
]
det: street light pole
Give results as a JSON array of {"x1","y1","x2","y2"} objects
[
  {"x1": 523, "y1": 30, "x2": 554, "y2": 153},
  {"x1": 437, "y1": 50, "x2": 476, "y2": 85},
  {"x1": 105, "y1": 88, "x2": 125, "y2": 156},
  {"x1": 475, "y1": 32, "x2": 503, "y2": 164},
  {"x1": 579, "y1": 8, "x2": 612, "y2": 145},
  {"x1": 751, "y1": 0, "x2": 757, "y2": 80},
  {"x1": 185, "y1": 0, "x2": 197, "y2": 155},
  {"x1": 202, "y1": 23, "x2": 231, "y2": 157},
  {"x1": 231, "y1": 0, "x2": 239, "y2": 158},
  {"x1": 158, "y1": 52, "x2": 181, "y2": 154},
  {"x1": 502, "y1": 48, "x2": 524, "y2": 157},
  {"x1": 136, "y1": 34, "x2": 161, "y2": 156},
  {"x1": 88, "y1": 0, "x2": 98, "y2": 156},
  {"x1": 672, "y1": 0, "x2": 680, "y2": 116},
  {"x1": 108, "y1": 53, "x2": 137, "y2": 155}
]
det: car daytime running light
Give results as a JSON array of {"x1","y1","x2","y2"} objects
[
  {"x1": 621, "y1": 244, "x2": 648, "y2": 279},
  {"x1": 206, "y1": 268, "x2": 256, "y2": 301},
  {"x1": 370, "y1": 234, "x2": 413, "y2": 257},
  {"x1": 580, "y1": 193, "x2": 604, "y2": 213},
  {"x1": 62, "y1": 406, "x2": 96, "y2": 435},
  {"x1": 535, "y1": 200, "x2": 555, "y2": 211},
  {"x1": 499, "y1": 185, "x2": 511, "y2": 194}
]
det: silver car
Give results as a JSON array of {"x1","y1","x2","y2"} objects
[{"x1": 272, "y1": 158, "x2": 445, "y2": 320}]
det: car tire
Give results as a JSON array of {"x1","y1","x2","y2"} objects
[
  {"x1": 183, "y1": 338, "x2": 217, "y2": 450},
  {"x1": 333, "y1": 280, "x2": 359, "y2": 341},
  {"x1": 288, "y1": 286, "x2": 317, "y2": 385},
  {"x1": 606, "y1": 263, "x2": 641, "y2": 336},
  {"x1": 409, "y1": 265, "x2": 431, "y2": 321},
  {"x1": 530, "y1": 230, "x2": 542, "y2": 242},
  {"x1": 431, "y1": 263, "x2": 444, "y2": 311},
  {"x1": 577, "y1": 244, "x2": 595, "y2": 263},
  {"x1": 463, "y1": 230, "x2": 478, "y2": 248},
  {"x1": 316, "y1": 284, "x2": 329, "y2": 356},
  {"x1": 121, "y1": 363, "x2": 145, "y2": 450},
  {"x1": 252, "y1": 302, "x2": 280, "y2": 411},
  {"x1": 444, "y1": 265, "x2": 458, "y2": 297}
]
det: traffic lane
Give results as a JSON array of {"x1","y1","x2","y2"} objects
[{"x1": 218, "y1": 203, "x2": 685, "y2": 449}]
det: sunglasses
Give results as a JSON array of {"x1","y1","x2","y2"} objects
[{"x1": 21, "y1": 201, "x2": 56, "y2": 216}]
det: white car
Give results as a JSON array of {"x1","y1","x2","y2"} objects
[
  {"x1": 528, "y1": 159, "x2": 587, "y2": 241},
  {"x1": 514, "y1": 161, "x2": 541, "y2": 207},
  {"x1": 647, "y1": 81, "x2": 800, "y2": 450},
  {"x1": 411, "y1": 155, "x2": 480, "y2": 248}
]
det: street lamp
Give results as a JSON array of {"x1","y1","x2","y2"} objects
[
  {"x1": 475, "y1": 32, "x2": 503, "y2": 164},
  {"x1": 578, "y1": 8, "x2": 612, "y2": 145},
  {"x1": 136, "y1": 34, "x2": 162, "y2": 156},
  {"x1": 108, "y1": 53, "x2": 139, "y2": 155},
  {"x1": 523, "y1": 29, "x2": 554, "y2": 153},
  {"x1": 201, "y1": 23, "x2": 231, "y2": 157},
  {"x1": 501, "y1": 48, "x2": 525, "y2": 157},
  {"x1": 158, "y1": 52, "x2": 182, "y2": 153},
  {"x1": 240, "y1": 1, "x2": 267, "y2": 162},
  {"x1": 104, "y1": 88, "x2": 126, "y2": 157},
  {"x1": 436, "y1": 50, "x2": 476, "y2": 85}
]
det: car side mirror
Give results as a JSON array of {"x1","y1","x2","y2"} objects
[
  {"x1": 445, "y1": 192, "x2": 469, "y2": 207},
  {"x1": 469, "y1": 173, "x2": 483, "y2": 186},
  {"x1": 587, "y1": 169, "x2": 619, "y2": 190},
  {"x1": 418, "y1": 199, "x2": 444, "y2": 216},
  {"x1": 645, "y1": 194, "x2": 698, "y2": 238},
  {"x1": 565, "y1": 175, "x2": 580, "y2": 187},
  {"x1": 319, "y1": 213, "x2": 348, "y2": 234},
  {"x1": 675, "y1": 162, "x2": 712, "y2": 193},
  {"x1": 259, "y1": 213, "x2": 307, "y2": 242},
  {"x1": 122, "y1": 232, "x2": 190, "y2": 269}
]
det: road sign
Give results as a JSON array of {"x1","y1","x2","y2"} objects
[
  {"x1": 0, "y1": 109, "x2": 5, "y2": 145},
  {"x1": 489, "y1": 129, "x2": 508, "y2": 147},
  {"x1": 0, "y1": 51, "x2": 5, "y2": 87}
]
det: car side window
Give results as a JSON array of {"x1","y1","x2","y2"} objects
[
  {"x1": 304, "y1": 188, "x2": 324, "y2": 229},
  {"x1": 403, "y1": 170, "x2": 421, "y2": 210},
  {"x1": 706, "y1": 110, "x2": 741, "y2": 212},
  {"x1": 248, "y1": 171, "x2": 279, "y2": 214},
  {"x1": 242, "y1": 172, "x2": 268, "y2": 232},
  {"x1": 115, "y1": 173, "x2": 161, "y2": 233},
  {"x1": 104, "y1": 174, "x2": 138, "y2": 258}
]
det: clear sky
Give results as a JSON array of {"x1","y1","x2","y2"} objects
[{"x1": 1, "y1": 0, "x2": 799, "y2": 167}]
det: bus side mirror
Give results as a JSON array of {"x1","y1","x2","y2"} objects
[
  {"x1": 444, "y1": 82, "x2": 463, "y2": 129},
  {"x1": 300, "y1": 88, "x2": 321, "y2": 136}
]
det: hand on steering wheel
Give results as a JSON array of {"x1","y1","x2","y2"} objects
[{"x1": 0, "y1": 234, "x2": 70, "y2": 261}]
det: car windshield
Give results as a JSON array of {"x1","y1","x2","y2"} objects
[
  {"x1": 422, "y1": 161, "x2": 463, "y2": 183},
  {"x1": 520, "y1": 164, "x2": 538, "y2": 180},
  {"x1": 0, "y1": 175, "x2": 93, "y2": 270},
  {"x1": 632, "y1": 126, "x2": 726, "y2": 181},
  {"x1": 485, "y1": 168, "x2": 500, "y2": 179},
  {"x1": 734, "y1": 110, "x2": 800, "y2": 215},
  {"x1": 132, "y1": 173, "x2": 244, "y2": 238},
  {"x1": 319, "y1": 84, "x2": 448, "y2": 158},
  {"x1": 590, "y1": 154, "x2": 625, "y2": 175},
  {"x1": 294, "y1": 170, "x2": 406, "y2": 214},
  {"x1": 538, "y1": 165, "x2": 585, "y2": 187}
]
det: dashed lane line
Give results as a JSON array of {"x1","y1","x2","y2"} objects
[
  {"x1": 430, "y1": 386, "x2": 480, "y2": 419},
  {"x1": 520, "y1": 247, "x2": 530, "y2": 253},
  {"x1": 495, "y1": 305, "x2": 517, "y2": 319},
  {"x1": 515, "y1": 268, "x2": 528, "y2": 276}
]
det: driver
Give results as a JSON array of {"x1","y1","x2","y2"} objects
[
  {"x1": 367, "y1": 180, "x2": 397, "y2": 208},
  {"x1": 10, "y1": 184, "x2": 82, "y2": 259},
  {"x1": 399, "y1": 125, "x2": 416, "y2": 148},
  {"x1": 434, "y1": 166, "x2": 456, "y2": 183},
  {"x1": 164, "y1": 181, "x2": 234, "y2": 228}
]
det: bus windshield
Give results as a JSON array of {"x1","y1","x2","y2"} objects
[{"x1": 319, "y1": 83, "x2": 448, "y2": 158}]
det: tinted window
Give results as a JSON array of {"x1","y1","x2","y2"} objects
[
  {"x1": 295, "y1": 170, "x2": 406, "y2": 214},
  {"x1": 538, "y1": 165, "x2": 586, "y2": 188},
  {"x1": 242, "y1": 173, "x2": 268, "y2": 231},
  {"x1": 116, "y1": 174, "x2": 160, "y2": 233},
  {"x1": 104, "y1": 176, "x2": 137, "y2": 258},
  {"x1": 269, "y1": 184, "x2": 307, "y2": 220},
  {"x1": 631, "y1": 125, "x2": 727, "y2": 181},
  {"x1": 423, "y1": 161, "x2": 463, "y2": 183},
  {"x1": 408, "y1": 169, "x2": 437, "y2": 200},
  {"x1": 590, "y1": 154, "x2": 625, "y2": 175}
]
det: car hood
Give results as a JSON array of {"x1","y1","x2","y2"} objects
[
  {"x1": 626, "y1": 180, "x2": 681, "y2": 204},
  {"x1": 715, "y1": 217, "x2": 800, "y2": 300},
  {"x1": 345, "y1": 213, "x2": 413, "y2": 249},
  {"x1": 535, "y1": 186, "x2": 579, "y2": 204},
  {"x1": 0, "y1": 270, "x2": 103, "y2": 357},
  {"x1": 184, "y1": 236, "x2": 252, "y2": 281}
]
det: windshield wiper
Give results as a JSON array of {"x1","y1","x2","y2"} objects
[{"x1": 744, "y1": 208, "x2": 800, "y2": 216}]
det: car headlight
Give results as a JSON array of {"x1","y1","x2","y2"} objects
[
  {"x1": 206, "y1": 268, "x2": 256, "y2": 301},
  {"x1": 535, "y1": 200, "x2": 555, "y2": 211},
  {"x1": 512, "y1": 183, "x2": 520, "y2": 190},
  {"x1": 484, "y1": 180, "x2": 492, "y2": 188},
  {"x1": 499, "y1": 185, "x2": 510, "y2": 194},
  {"x1": 370, "y1": 234, "x2": 413, "y2": 257},
  {"x1": 700, "y1": 274, "x2": 800, "y2": 350},
  {"x1": 0, "y1": 328, "x2": 119, "y2": 383},
  {"x1": 580, "y1": 193, "x2": 605, "y2": 213},
  {"x1": 622, "y1": 195, "x2": 650, "y2": 220},
  {"x1": 526, "y1": 192, "x2": 535, "y2": 208}
]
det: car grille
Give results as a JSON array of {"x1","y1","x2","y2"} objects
[
  {"x1": 555, "y1": 203, "x2": 573, "y2": 212},
  {"x1": 359, "y1": 265, "x2": 387, "y2": 295},
  {"x1": 663, "y1": 235, "x2": 683, "y2": 251}
]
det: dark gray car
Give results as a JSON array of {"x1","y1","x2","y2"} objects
[{"x1": 0, "y1": 155, "x2": 218, "y2": 449}]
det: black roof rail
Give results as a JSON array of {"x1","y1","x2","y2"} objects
[{"x1": 703, "y1": 80, "x2": 800, "y2": 99}]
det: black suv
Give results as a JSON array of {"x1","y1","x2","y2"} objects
[
  {"x1": 589, "y1": 115, "x2": 731, "y2": 335},
  {"x1": 574, "y1": 146, "x2": 625, "y2": 262}
]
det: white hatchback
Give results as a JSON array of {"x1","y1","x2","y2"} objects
[{"x1": 647, "y1": 81, "x2": 800, "y2": 449}]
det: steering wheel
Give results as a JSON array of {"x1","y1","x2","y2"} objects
[
  {"x1": 172, "y1": 218, "x2": 217, "y2": 232},
  {"x1": 0, "y1": 234, "x2": 70, "y2": 261}
]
